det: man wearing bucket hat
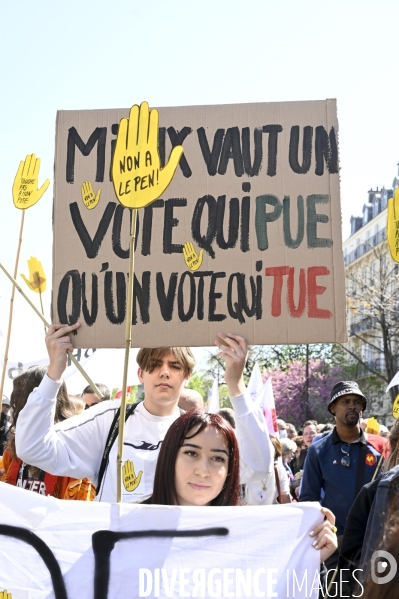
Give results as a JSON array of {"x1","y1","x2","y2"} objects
[{"x1": 299, "y1": 381, "x2": 381, "y2": 569}]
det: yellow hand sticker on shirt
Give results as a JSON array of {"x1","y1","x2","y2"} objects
[
  {"x1": 0, "y1": 590, "x2": 12, "y2": 599},
  {"x1": 20, "y1": 257, "x2": 46, "y2": 293},
  {"x1": 123, "y1": 459, "x2": 143, "y2": 492},
  {"x1": 387, "y1": 187, "x2": 399, "y2": 262},
  {"x1": 112, "y1": 101, "x2": 183, "y2": 209},
  {"x1": 12, "y1": 154, "x2": 50, "y2": 209},
  {"x1": 81, "y1": 181, "x2": 101, "y2": 210},
  {"x1": 183, "y1": 241, "x2": 204, "y2": 271}
]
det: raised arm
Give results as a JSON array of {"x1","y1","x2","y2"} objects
[{"x1": 214, "y1": 333, "x2": 274, "y2": 483}]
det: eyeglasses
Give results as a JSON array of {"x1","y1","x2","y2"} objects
[{"x1": 341, "y1": 444, "x2": 350, "y2": 467}]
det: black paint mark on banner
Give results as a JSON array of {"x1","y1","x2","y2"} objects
[
  {"x1": 57, "y1": 270, "x2": 81, "y2": 324},
  {"x1": 156, "y1": 272, "x2": 178, "y2": 321},
  {"x1": 163, "y1": 198, "x2": 187, "y2": 254},
  {"x1": 141, "y1": 200, "x2": 164, "y2": 256},
  {"x1": 112, "y1": 205, "x2": 140, "y2": 259},
  {"x1": 92, "y1": 527, "x2": 228, "y2": 599},
  {"x1": 315, "y1": 126, "x2": 338, "y2": 176},
  {"x1": 262, "y1": 125, "x2": 283, "y2": 177},
  {"x1": 289, "y1": 126, "x2": 313, "y2": 174},
  {"x1": 0, "y1": 524, "x2": 68, "y2": 599},
  {"x1": 133, "y1": 272, "x2": 151, "y2": 325},
  {"x1": 197, "y1": 128, "x2": 225, "y2": 176},
  {"x1": 167, "y1": 127, "x2": 193, "y2": 177},
  {"x1": 70, "y1": 201, "x2": 116, "y2": 259},
  {"x1": 104, "y1": 271, "x2": 126, "y2": 324},
  {"x1": 215, "y1": 196, "x2": 239, "y2": 250},
  {"x1": 66, "y1": 127, "x2": 107, "y2": 183},
  {"x1": 218, "y1": 127, "x2": 244, "y2": 177},
  {"x1": 191, "y1": 195, "x2": 217, "y2": 258},
  {"x1": 242, "y1": 127, "x2": 263, "y2": 176},
  {"x1": 82, "y1": 272, "x2": 98, "y2": 326}
]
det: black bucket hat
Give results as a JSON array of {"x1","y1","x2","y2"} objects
[{"x1": 328, "y1": 381, "x2": 366, "y2": 414}]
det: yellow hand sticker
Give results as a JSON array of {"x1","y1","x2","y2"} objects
[
  {"x1": 123, "y1": 459, "x2": 143, "y2": 492},
  {"x1": 387, "y1": 187, "x2": 399, "y2": 262},
  {"x1": 81, "y1": 181, "x2": 101, "y2": 210},
  {"x1": 20, "y1": 257, "x2": 46, "y2": 293},
  {"x1": 0, "y1": 590, "x2": 12, "y2": 599},
  {"x1": 112, "y1": 101, "x2": 183, "y2": 209},
  {"x1": 12, "y1": 153, "x2": 50, "y2": 209},
  {"x1": 183, "y1": 241, "x2": 204, "y2": 271}
]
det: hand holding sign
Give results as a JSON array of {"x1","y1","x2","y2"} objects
[
  {"x1": 183, "y1": 242, "x2": 204, "y2": 271},
  {"x1": 112, "y1": 101, "x2": 183, "y2": 209},
  {"x1": 387, "y1": 187, "x2": 399, "y2": 262},
  {"x1": 123, "y1": 459, "x2": 143, "y2": 492},
  {"x1": 12, "y1": 154, "x2": 50, "y2": 209},
  {"x1": 81, "y1": 181, "x2": 101, "y2": 210}
]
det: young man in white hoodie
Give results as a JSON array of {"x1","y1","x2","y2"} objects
[{"x1": 16, "y1": 322, "x2": 274, "y2": 502}]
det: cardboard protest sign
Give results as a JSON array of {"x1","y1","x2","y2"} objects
[
  {"x1": 52, "y1": 100, "x2": 347, "y2": 348},
  {"x1": 0, "y1": 484, "x2": 322, "y2": 598}
]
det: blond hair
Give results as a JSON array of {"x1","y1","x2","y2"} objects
[{"x1": 136, "y1": 347, "x2": 196, "y2": 378}]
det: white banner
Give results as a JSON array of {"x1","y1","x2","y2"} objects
[{"x1": 0, "y1": 484, "x2": 322, "y2": 598}]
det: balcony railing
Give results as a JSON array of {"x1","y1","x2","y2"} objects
[
  {"x1": 349, "y1": 317, "x2": 378, "y2": 335},
  {"x1": 344, "y1": 228, "x2": 386, "y2": 266}
]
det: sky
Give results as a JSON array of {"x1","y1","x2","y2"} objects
[{"x1": 0, "y1": 0, "x2": 398, "y2": 381}]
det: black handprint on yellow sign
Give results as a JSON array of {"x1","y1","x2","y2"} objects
[{"x1": 123, "y1": 459, "x2": 143, "y2": 492}]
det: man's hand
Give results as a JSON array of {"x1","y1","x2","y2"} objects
[
  {"x1": 12, "y1": 153, "x2": 50, "y2": 209},
  {"x1": 183, "y1": 241, "x2": 203, "y2": 271},
  {"x1": 309, "y1": 507, "x2": 338, "y2": 563},
  {"x1": 81, "y1": 181, "x2": 101, "y2": 210},
  {"x1": 123, "y1": 459, "x2": 143, "y2": 492},
  {"x1": 387, "y1": 187, "x2": 399, "y2": 262},
  {"x1": 46, "y1": 323, "x2": 80, "y2": 382},
  {"x1": 112, "y1": 101, "x2": 183, "y2": 209},
  {"x1": 214, "y1": 332, "x2": 248, "y2": 397}
]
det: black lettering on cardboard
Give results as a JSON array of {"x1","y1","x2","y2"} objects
[
  {"x1": 227, "y1": 273, "x2": 245, "y2": 323},
  {"x1": 218, "y1": 127, "x2": 244, "y2": 177},
  {"x1": 57, "y1": 270, "x2": 81, "y2": 324},
  {"x1": 193, "y1": 271, "x2": 213, "y2": 320},
  {"x1": 209, "y1": 272, "x2": 226, "y2": 321},
  {"x1": 109, "y1": 123, "x2": 119, "y2": 181},
  {"x1": 82, "y1": 272, "x2": 98, "y2": 326},
  {"x1": 177, "y1": 272, "x2": 196, "y2": 321},
  {"x1": 66, "y1": 126, "x2": 107, "y2": 183},
  {"x1": 158, "y1": 127, "x2": 166, "y2": 168},
  {"x1": 289, "y1": 126, "x2": 313, "y2": 174},
  {"x1": 306, "y1": 194, "x2": 332, "y2": 248},
  {"x1": 92, "y1": 527, "x2": 228, "y2": 599},
  {"x1": 191, "y1": 195, "x2": 217, "y2": 259},
  {"x1": 242, "y1": 127, "x2": 263, "y2": 176},
  {"x1": 255, "y1": 194, "x2": 282, "y2": 250},
  {"x1": 262, "y1": 125, "x2": 283, "y2": 177},
  {"x1": 141, "y1": 200, "x2": 165, "y2": 256},
  {"x1": 283, "y1": 195, "x2": 305, "y2": 248},
  {"x1": 156, "y1": 272, "x2": 178, "y2": 321},
  {"x1": 69, "y1": 202, "x2": 116, "y2": 259},
  {"x1": 104, "y1": 272, "x2": 126, "y2": 324},
  {"x1": 197, "y1": 128, "x2": 225, "y2": 176},
  {"x1": 167, "y1": 127, "x2": 193, "y2": 177},
  {"x1": 164, "y1": 198, "x2": 187, "y2": 254},
  {"x1": 315, "y1": 126, "x2": 339, "y2": 176},
  {"x1": 133, "y1": 272, "x2": 150, "y2": 325},
  {"x1": 0, "y1": 525, "x2": 68, "y2": 599},
  {"x1": 215, "y1": 195, "x2": 239, "y2": 249}
]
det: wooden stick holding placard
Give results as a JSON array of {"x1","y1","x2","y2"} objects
[
  {"x1": 116, "y1": 209, "x2": 137, "y2": 503},
  {"x1": 111, "y1": 102, "x2": 184, "y2": 503},
  {"x1": 0, "y1": 211, "x2": 25, "y2": 411},
  {"x1": 0, "y1": 262, "x2": 104, "y2": 399}
]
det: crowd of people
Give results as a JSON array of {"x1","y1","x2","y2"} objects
[{"x1": 1, "y1": 322, "x2": 398, "y2": 597}]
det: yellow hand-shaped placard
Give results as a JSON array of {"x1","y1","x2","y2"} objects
[
  {"x1": 123, "y1": 459, "x2": 143, "y2": 491},
  {"x1": 81, "y1": 181, "x2": 101, "y2": 210},
  {"x1": 20, "y1": 257, "x2": 46, "y2": 293},
  {"x1": 183, "y1": 242, "x2": 204, "y2": 271},
  {"x1": 112, "y1": 102, "x2": 183, "y2": 209},
  {"x1": 0, "y1": 590, "x2": 12, "y2": 599},
  {"x1": 387, "y1": 188, "x2": 399, "y2": 262},
  {"x1": 12, "y1": 154, "x2": 50, "y2": 209}
]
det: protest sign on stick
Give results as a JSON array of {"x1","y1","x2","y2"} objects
[
  {"x1": 52, "y1": 99, "x2": 347, "y2": 349},
  {"x1": 0, "y1": 155, "x2": 50, "y2": 412}
]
